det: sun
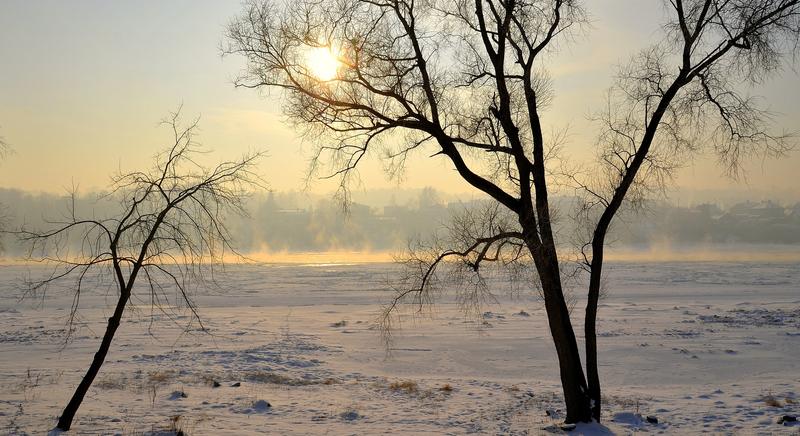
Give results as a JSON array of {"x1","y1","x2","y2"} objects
[{"x1": 305, "y1": 46, "x2": 340, "y2": 81}]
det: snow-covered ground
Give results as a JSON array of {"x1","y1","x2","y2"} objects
[{"x1": 0, "y1": 261, "x2": 798, "y2": 435}]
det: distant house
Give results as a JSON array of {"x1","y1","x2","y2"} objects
[
  {"x1": 728, "y1": 200, "x2": 786, "y2": 220},
  {"x1": 790, "y1": 203, "x2": 800, "y2": 220}
]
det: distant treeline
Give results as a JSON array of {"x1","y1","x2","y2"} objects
[
  {"x1": 1, "y1": 187, "x2": 799, "y2": 255},
  {"x1": 619, "y1": 201, "x2": 800, "y2": 245}
]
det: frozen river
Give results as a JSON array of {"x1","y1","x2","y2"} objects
[{"x1": 0, "y1": 261, "x2": 798, "y2": 434}]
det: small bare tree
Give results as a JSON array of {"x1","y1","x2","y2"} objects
[
  {"x1": 0, "y1": 132, "x2": 9, "y2": 252},
  {"x1": 15, "y1": 112, "x2": 263, "y2": 431},
  {"x1": 226, "y1": 0, "x2": 799, "y2": 422}
]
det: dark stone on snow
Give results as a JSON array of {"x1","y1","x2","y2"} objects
[
  {"x1": 230, "y1": 382, "x2": 241, "y2": 387},
  {"x1": 340, "y1": 410, "x2": 360, "y2": 421},
  {"x1": 779, "y1": 415, "x2": 797, "y2": 425},
  {"x1": 253, "y1": 399, "x2": 271, "y2": 411},
  {"x1": 168, "y1": 390, "x2": 187, "y2": 400},
  {"x1": 212, "y1": 380, "x2": 221, "y2": 388},
  {"x1": 646, "y1": 415, "x2": 659, "y2": 424}
]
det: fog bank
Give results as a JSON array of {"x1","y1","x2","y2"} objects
[{"x1": 2, "y1": 187, "x2": 799, "y2": 262}]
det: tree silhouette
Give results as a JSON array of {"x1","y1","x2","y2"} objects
[
  {"x1": 0, "y1": 132, "x2": 9, "y2": 253},
  {"x1": 226, "y1": 0, "x2": 799, "y2": 422},
  {"x1": 16, "y1": 112, "x2": 263, "y2": 431}
]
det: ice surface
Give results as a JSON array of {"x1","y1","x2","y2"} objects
[{"x1": 0, "y1": 261, "x2": 797, "y2": 434}]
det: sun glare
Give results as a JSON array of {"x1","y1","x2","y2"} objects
[{"x1": 305, "y1": 46, "x2": 340, "y2": 81}]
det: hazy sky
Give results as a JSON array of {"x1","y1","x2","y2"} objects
[{"x1": 1, "y1": 0, "x2": 798, "y2": 203}]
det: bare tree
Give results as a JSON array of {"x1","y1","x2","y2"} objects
[
  {"x1": 15, "y1": 112, "x2": 263, "y2": 431},
  {"x1": 225, "y1": 0, "x2": 799, "y2": 423},
  {"x1": 0, "y1": 132, "x2": 9, "y2": 252}
]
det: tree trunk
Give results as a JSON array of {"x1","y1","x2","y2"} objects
[
  {"x1": 56, "y1": 291, "x2": 130, "y2": 431},
  {"x1": 532, "y1": 247, "x2": 593, "y2": 423},
  {"x1": 585, "y1": 225, "x2": 615, "y2": 421},
  {"x1": 585, "y1": 242, "x2": 604, "y2": 422}
]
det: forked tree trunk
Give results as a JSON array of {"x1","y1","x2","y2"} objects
[
  {"x1": 56, "y1": 291, "x2": 130, "y2": 431},
  {"x1": 531, "y1": 245, "x2": 593, "y2": 423}
]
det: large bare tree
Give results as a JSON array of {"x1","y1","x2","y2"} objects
[
  {"x1": 225, "y1": 0, "x2": 799, "y2": 423},
  {"x1": 16, "y1": 112, "x2": 263, "y2": 431}
]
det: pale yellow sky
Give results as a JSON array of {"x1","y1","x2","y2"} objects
[{"x1": 0, "y1": 1, "x2": 798, "y2": 202}]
